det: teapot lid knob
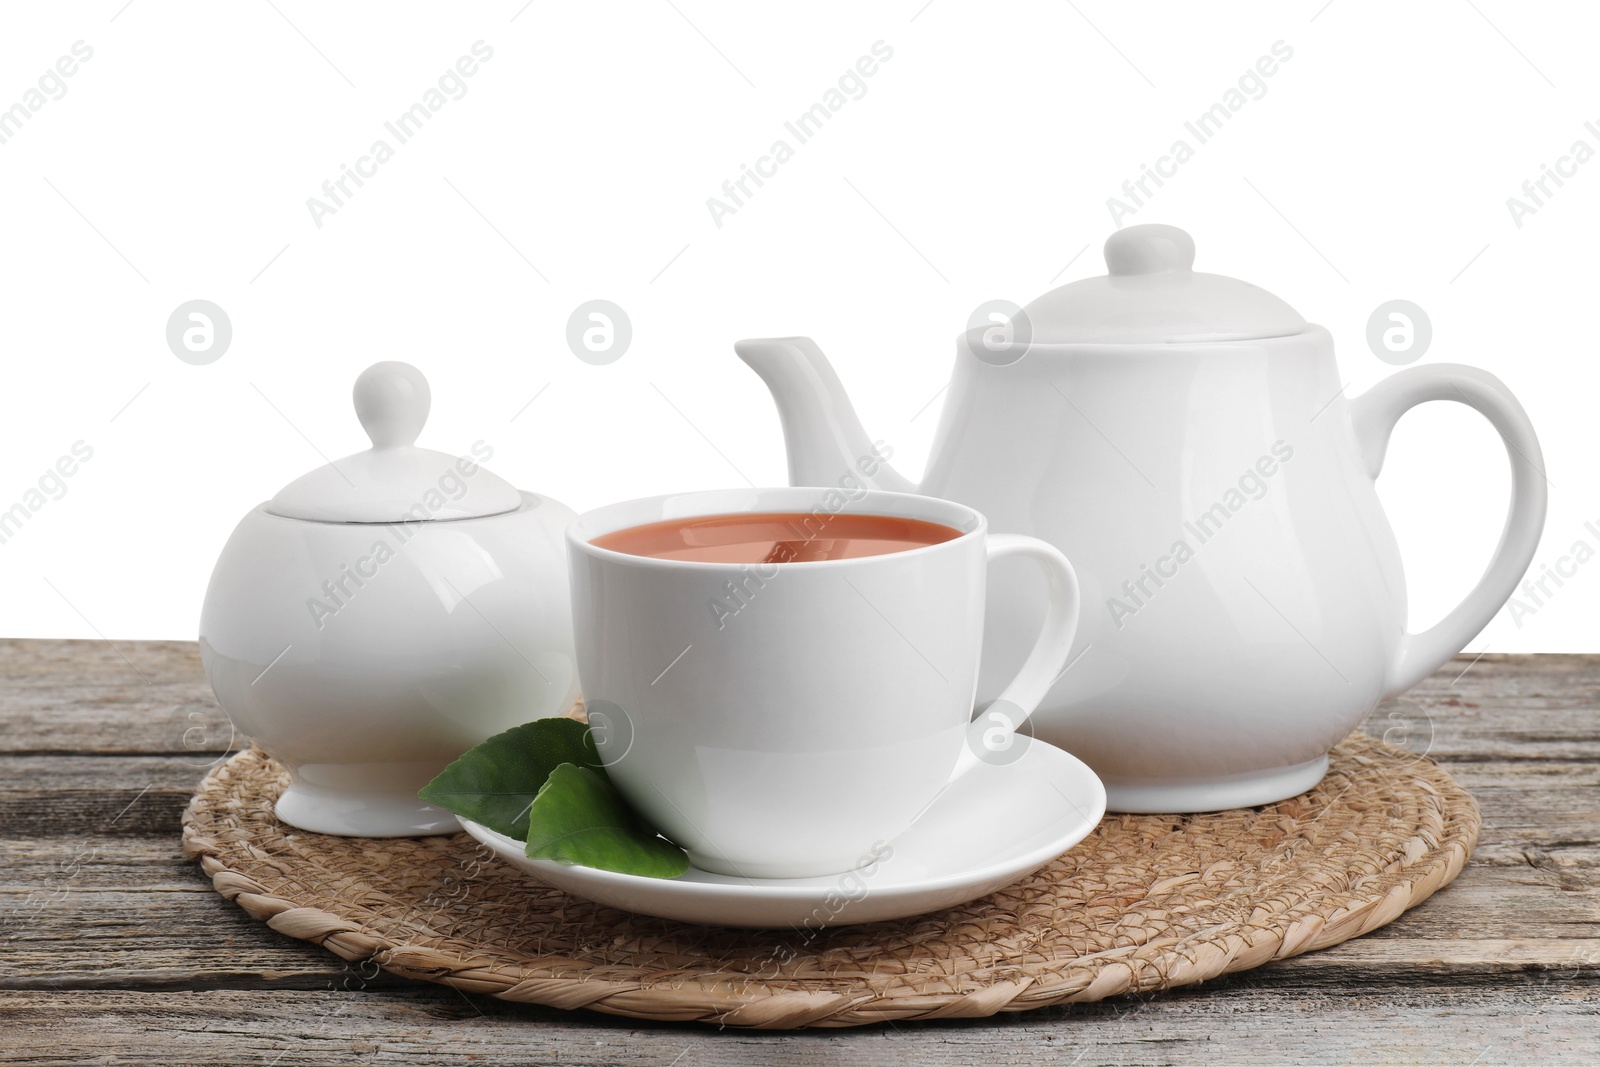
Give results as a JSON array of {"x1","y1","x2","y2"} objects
[
  {"x1": 1104, "y1": 224, "x2": 1196, "y2": 276},
  {"x1": 353, "y1": 360, "x2": 430, "y2": 449},
  {"x1": 1014, "y1": 222, "x2": 1305, "y2": 343}
]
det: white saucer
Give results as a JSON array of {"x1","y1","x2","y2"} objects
[{"x1": 459, "y1": 740, "x2": 1106, "y2": 928}]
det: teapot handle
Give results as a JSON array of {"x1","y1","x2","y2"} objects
[{"x1": 1349, "y1": 364, "x2": 1548, "y2": 697}]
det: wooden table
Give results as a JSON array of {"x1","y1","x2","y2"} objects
[{"x1": 3, "y1": 641, "x2": 1597, "y2": 1065}]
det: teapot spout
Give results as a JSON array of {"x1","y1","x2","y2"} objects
[{"x1": 734, "y1": 337, "x2": 915, "y2": 493}]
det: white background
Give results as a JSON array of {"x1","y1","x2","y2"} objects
[{"x1": 0, "y1": 1, "x2": 1593, "y2": 652}]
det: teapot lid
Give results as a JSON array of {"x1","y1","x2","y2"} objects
[
  {"x1": 265, "y1": 361, "x2": 523, "y2": 523},
  {"x1": 1019, "y1": 224, "x2": 1307, "y2": 344}
]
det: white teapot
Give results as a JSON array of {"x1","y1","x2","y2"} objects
[
  {"x1": 737, "y1": 224, "x2": 1546, "y2": 813},
  {"x1": 200, "y1": 361, "x2": 579, "y2": 836}
]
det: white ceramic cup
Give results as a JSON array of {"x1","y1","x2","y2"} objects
[{"x1": 567, "y1": 487, "x2": 1081, "y2": 879}]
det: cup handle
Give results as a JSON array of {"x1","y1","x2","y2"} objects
[
  {"x1": 952, "y1": 534, "x2": 1081, "y2": 778},
  {"x1": 1348, "y1": 363, "x2": 1548, "y2": 697}
]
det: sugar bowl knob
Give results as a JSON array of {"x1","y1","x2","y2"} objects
[{"x1": 353, "y1": 361, "x2": 431, "y2": 449}]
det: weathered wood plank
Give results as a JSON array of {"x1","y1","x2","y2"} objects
[
  {"x1": 1394, "y1": 654, "x2": 1600, "y2": 762},
  {"x1": 0, "y1": 640, "x2": 203, "y2": 688},
  {"x1": 3, "y1": 832, "x2": 1595, "y2": 930},
  {"x1": 6, "y1": 749, "x2": 1600, "y2": 847},
  {"x1": 0, "y1": 758, "x2": 1593, "y2": 991},
  {"x1": 0, "y1": 755, "x2": 216, "y2": 837},
  {"x1": 2, "y1": 885, "x2": 1596, "y2": 993},
  {"x1": 2, "y1": 982, "x2": 1598, "y2": 1066},
  {"x1": 0, "y1": 835, "x2": 408, "y2": 991},
  {"x1": 13, "y1": 643, "x2": 1580, "y2": 871},
  {"x1": 0, "y1": 640, "x2": 233, "y2": 757},
  {"x1": 3, "y1": 641, "x2": 1599, "y2": 764}
]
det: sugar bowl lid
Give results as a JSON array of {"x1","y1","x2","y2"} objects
[
  {"x1": 265, "y1": 361, "x2": 522, "y2": 523},
  {"x1": 1018, "y1": 224, "x2": 1308, "y2": 344}
]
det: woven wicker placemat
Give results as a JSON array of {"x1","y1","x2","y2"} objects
[{"x1": 182, "y1": 733, "x2": 1478, "y2": 1029}]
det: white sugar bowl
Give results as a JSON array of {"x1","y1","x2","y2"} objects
[{"x1": 199, "y1": 361, "x2": 579, "y2": 836}]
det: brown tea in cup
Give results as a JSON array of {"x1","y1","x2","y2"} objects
[{"x1": 590, "y1": 510, "x2": 961, "y2": 564}]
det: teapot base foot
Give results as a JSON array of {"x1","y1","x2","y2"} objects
[
  {"x1": 275, "y1": 779, "x2": 462, "y2": 838},
  {"x1": 1101, "y1": 754, "x2": 1329, "y2": 814}
]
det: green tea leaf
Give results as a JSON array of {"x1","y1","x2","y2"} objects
[
  {"x1": 524, "y1": 763, "x2": 690, "y2": 879},
  {"x1": 418, "y1": 717, "x2": 602, "y2": 839}
]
